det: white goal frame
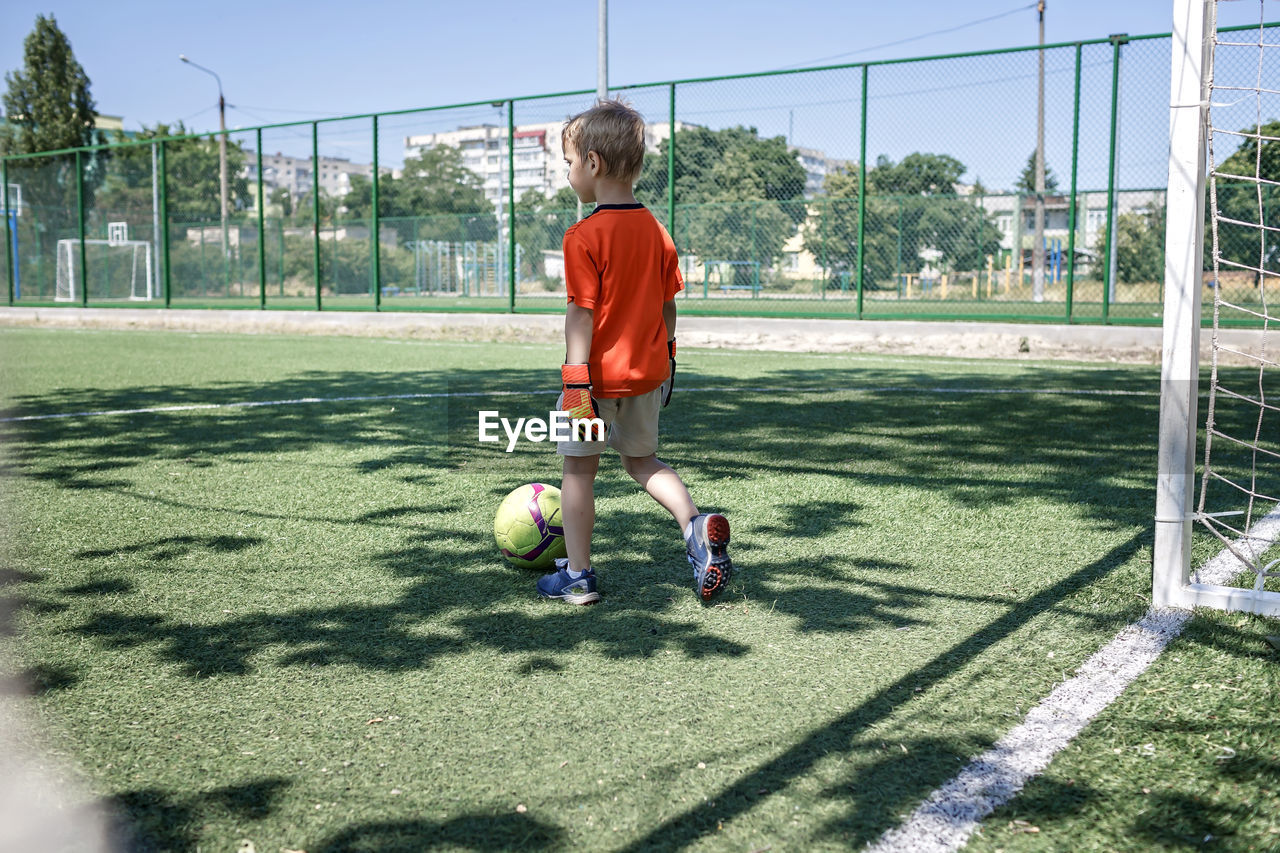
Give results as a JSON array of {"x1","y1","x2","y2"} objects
[
  {"x1": 55, "y1": 238, "x2": 156, "y2": 302},
  {"x1": 1154, "y1": 0, "x2": 1280, "y2": 617}
]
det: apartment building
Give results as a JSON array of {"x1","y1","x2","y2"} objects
[
  {"x1": 982, "y1": 189, "x2": 1164, "y2": 257},
  {"x1": 403, "y1": 120, "x2": 687, "y2": 203},
  {"x1": 790, "y1": 146, "x2": 852, "y2": 197},
  {"x1": 244, "y1": 152, "x2": 376, "y2": 198}
]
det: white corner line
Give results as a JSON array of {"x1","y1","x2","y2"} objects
[{"x1": 867, "y1": 506, "x2": 1280, "y2": 853}]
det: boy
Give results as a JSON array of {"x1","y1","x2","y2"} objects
[{"x1": 536, "y1": 99, "x2": 731, "y2": 606}]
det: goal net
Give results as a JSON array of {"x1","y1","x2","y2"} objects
[
  {"x1": 1155, "y1": 0, "x2": 1280, "y2": 616},
  {"x1": 55, "y1": 238, "x2": 156, "y2": 302}
]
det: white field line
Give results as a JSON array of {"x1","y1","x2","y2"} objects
[
  {"x1": 867, "y1": 506, "x2": 1280, "y2": 853},
  {"x1": 0, "y1": 385, "x2": 1154, "y2": 424}
]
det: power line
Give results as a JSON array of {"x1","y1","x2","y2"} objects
[
  {"x1": 232, "y1": 103, "x2": 350, "y2": 117},
  {"x1": 770, "y1": 2, "x2": 1039, "y2": 71},
  {"x1": 178, "y1": 104, "x2": 219, "y2": 123}
]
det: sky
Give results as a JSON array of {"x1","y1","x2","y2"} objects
[
  {"x1": 1, "y1": 0, "x2": 1275, "y2": 192},
  {"x1": 1, "y1": 0, "x2": 1273, "y2": 135}
]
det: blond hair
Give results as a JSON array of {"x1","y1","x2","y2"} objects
[{"x1": 563, "y1": 99, "x2": 646, "y2": 183}]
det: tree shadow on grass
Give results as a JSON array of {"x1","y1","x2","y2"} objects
[
  {"x1": 101, "y1": 777, "x2": 292, "y2": 853},
  {"x1": 0, "y1": 367, "x2": 469, "y2": 492},
  {"x1": 3, "y1": 357, "x2": 1204, "y2": 847},
  {"x1": 982, "y1": 617, "x2": 1280, "y2": 849},
  {"x1": 67, "y1": 506, "x2": 751, "y2": 677},
  {"x1": 76, "y1": 534, "x2": 263, "y2": 561},
  {"x1": 15, "y1": 662, "x2": 80, "y2": 694},
  {"x1": 616, "y1": 530, "x2": 1146, "y2": 851},
  {"x1": 982, "y1": 714, "x2": 1279, "y2": 849},
  {"x1": 313, "y1": 813, "x2": 564, "y2": 852}
]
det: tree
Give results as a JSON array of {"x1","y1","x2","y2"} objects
[
  {"x1": 269, "y1": 187, "x2": 293, "y2": 218},
  {"x1": 800, "y1": 167, "x2": 866, "y2": 281},
  {"x1": 95, "y1": 122, "x2": 249, "y2": 223},
  {"x1": 1, "y1": 14, "x2": 105, "y2": 236},
  {"x1": 1015, "y1": 150, "x2": 1059, "y2": 194},
  {"x1": 1093, "y1": 205, "x2": 1165, "y2": 284},
  {"x1": 637, "y1": 125, "x2": 806, "y2": 215},
  {"x1": 1211, "y1": 120, "x2": 1280, "y2": 276},
  {"x1": 683, "y1": 148, "x2": 798, "y2": 284},
  {"x1": 870, "y1": 152, "x2": 966, "y2": 196},
  {"x1": 804, "y1": 153, "x2": 1001, "y2": 289},
  {"x1": 514, "y1": 187, "x2": 578, "y2": 280},
  {"x1": 1116, "y1": 205, "x2": 1165, "y2": 284},
  {"x1": 1, "y1": 15, "x2": 100, "y2": 156},
  {"x1": 637, "y1": 126, "x2": 806, "y2": 283},
  {"x1": 342, "y1": 145, "x2": 493, "y2": 243}
]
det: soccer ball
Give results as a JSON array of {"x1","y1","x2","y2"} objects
[{"x1": 494, "y1": 483, "x2": 568, "y2": 569}]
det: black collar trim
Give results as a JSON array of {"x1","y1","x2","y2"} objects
[{"x1": 588, "y1": 203, "x2": 645, "y2": 214}]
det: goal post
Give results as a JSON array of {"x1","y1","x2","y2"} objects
[
  {"x1": 55, "y1": 238, "x2": 156, "y2": 302},
  {"x1": 1155, "y1": 0, "x2": 1280, "y2": 617},
  {"x1": 1154, "y1": 0, "x2": 1210, "y2": 609}
]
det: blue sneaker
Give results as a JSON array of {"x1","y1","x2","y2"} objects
[
  {"x1": 536, "y1": 558, "x2": 601, "y2": 605},
  {"x1": 686, "y1": 513, "x2": 732, "y2": 601}
]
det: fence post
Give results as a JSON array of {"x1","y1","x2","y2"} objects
[
  {"x1": 819, "y1": 197, "x2": 827, "y2": 299},
  {"x1": 667, "y1": 83, "x2": 676, "y2": 232},
  {"x1": 278, "y1": 218, "x2": 284, "y2": 295},
  {"x1": 3, "y1": 159, "x2": 12, "y2": 305},
  {"x1": 856, "y1": 64, "x2": 868, "y2": 319},
  {"x1": 1102, "y1": 34, "x2": 1127, "y2": 324},
  {"x1": 256, "y1": 129, "x2": 266, "y2": 309},
  {"x1": 1013, "y1": 192, "x2": 1023, "y2": 290},
  {"x1": 895, "y1": 196, "x2": 904, "y2": 298},
  {"x1": 507, "y1": 100, "x2": 516, "y2": 313},
  {"x1": 160, "y1": 141, "x2": 171, "y2": 307},
  {"x1": 312, "y1": 121, "x2": 322, "y2": 311},
  {"x1": 1065, "y1": 42, "x2": 1083, "y2": 322},
  {"x1": 372, "y1": 114, "x2": 382, "y2": 311},
  {"x1": 976, "y1": 190, "x2": 985, "y2": 299},
  {"x1": 76, "y1": 149, "x2": 87, "y2": 307}
]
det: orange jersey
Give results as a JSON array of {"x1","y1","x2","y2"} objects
[{"x1": 563, "y1": 204, "x2": 684, "y2": 398}]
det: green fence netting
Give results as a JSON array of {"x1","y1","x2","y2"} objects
[{"x1": 3, "y1": 22, "x2": 1277, "y2": 324}]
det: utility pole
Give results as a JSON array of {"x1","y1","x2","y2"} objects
[
  {"x1": 1032, "y1": 1, "x2": 1046, "y2": 302},
  {"x1": 180, "y1": 55, "x2": 229, "y2": 260},
  {"x1": 598, "y1": 0, "x2": 608, "y2": 101},
  {"x1": 577, "y1": 0, "x2": 607, "y2": 223}
]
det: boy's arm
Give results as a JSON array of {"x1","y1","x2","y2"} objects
[
  {"x1": 562, "y1": 302, "x2": 598, "y2": 419},
  {"x1": 565, "y1": 301, "x2": 594, "y2": 364}
]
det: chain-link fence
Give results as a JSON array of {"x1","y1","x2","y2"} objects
[{"x1": 3, "y1": 22, "x2": 1276, "y2": 323}]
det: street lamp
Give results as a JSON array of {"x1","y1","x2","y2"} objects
[{"x1": 179, "y1": 54, "x2": 229, "y2": 258}]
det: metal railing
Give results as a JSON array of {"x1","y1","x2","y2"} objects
[{"x1": 3, "y1": 21, "x2": 1276, "y2": 324}]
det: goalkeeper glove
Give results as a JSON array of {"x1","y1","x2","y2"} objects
[
  {"x1": 561, "y1": 363, "x2": 600, "y2": 421},
  {"x1": 660, "y1": 339, "x2": 676, "y2": 408}
]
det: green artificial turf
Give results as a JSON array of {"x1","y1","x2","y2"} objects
[{"x1": 0, "y1": 328, "x2": 1276, "y2": 852}]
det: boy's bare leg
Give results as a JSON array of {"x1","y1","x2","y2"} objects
[
  {"x1": 621, "y1": 454, "x2": 698, "y2": 533},
  {"x1": 562, "y1": 454, "x2": 600, "y2": 572}
]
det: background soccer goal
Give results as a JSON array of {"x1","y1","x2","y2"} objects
[
  {"x1": 55, "y1": 222, "x2": 156, "y2": 302},
  {"x1": 1156, "y1": 0, "x2": 1280, "y2": 616}
]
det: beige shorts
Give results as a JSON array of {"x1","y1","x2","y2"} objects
[{"x1": 556, "y1": 387, "x2": 663, "y2": 458}]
